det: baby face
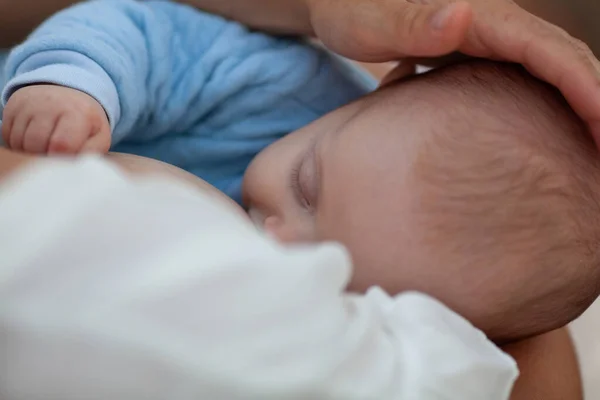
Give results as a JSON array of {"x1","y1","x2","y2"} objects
[{"x1": 243, "y1": 84, "x2": 431, "y2": 296}]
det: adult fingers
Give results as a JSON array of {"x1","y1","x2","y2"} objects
[
  {"x1": 392, "y1": 0, "x2": 473, "y2": 57},
  {"x1": 525, "y1": 25, "x2": 600, "y2": 145},
  {"x1": 312, "y1": 0, "x2": 473, "y2": 62},
  {"x1": 467, "y1": 8, "x2": 600, "y2": 147}
]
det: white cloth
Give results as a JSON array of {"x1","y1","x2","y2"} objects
[{"x1": 0, "y1": 157, "x2": 517, "y2": 400}]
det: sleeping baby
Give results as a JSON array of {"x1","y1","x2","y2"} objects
[
  {"x1": 244, "y1": 60, "x2": 600, "y2": 342},
  {"x1": 3, "y1": 0, "x2": 600, "y2": 343}
]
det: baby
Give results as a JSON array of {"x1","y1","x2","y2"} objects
[
  {"x1": 244, "y1": 59, "x2": 600, "y2": 342},
  {"x1": 3, "y1": 0, "x2": 600, "y2": 342}
]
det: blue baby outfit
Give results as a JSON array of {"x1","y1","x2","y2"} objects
[{"x1": 1, "y1": 0, "x2": 375, "y2": 202}]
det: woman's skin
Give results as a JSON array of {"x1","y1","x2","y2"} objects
[
  {"x1": 0, "y1": 0, "x2": 596, "y2": 47},
  {"x1": 105, "y1": 152, "x2": 243, "y2": 214},
  {"x1": 0, "y1": 0, "x2": 596, "y2": 53},
  {"x1": 505, "y1": 328, "x2": 583, "y2": 399},
  {"x1": 0, "y1": 0, "x2": 312, "y2": 47},
  {"x1": 0, "y1": 147, "x2": 584, "y2": 399},
  {"x1": 1, "y1": 0, "x2": 597, "y2": 51},
  {"x1": 0, "y1": 148, "x2": 244, "y2": 215}
]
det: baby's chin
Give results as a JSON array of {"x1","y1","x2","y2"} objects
[{"x1": 107, "y1": 152, "x2": 248, "y2": 219}]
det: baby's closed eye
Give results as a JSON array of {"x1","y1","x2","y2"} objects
[{"x1": 291, "y1": 141, "x2": 319, "y2": 211}]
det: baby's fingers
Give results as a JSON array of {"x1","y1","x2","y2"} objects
[
  {"x1": 1, "y1": 115, "x2": 13, "y2": 148},
  {"x1": 80, "y1": 127, "x2": 111, "y2": 154},
  {"x1": 48, "y1": 113, "x2": 93, "y2": 154},
  {"x1": 22, "y1": 114, "x2": 61, "y2": 154},
  {"x1": 3, "y1": 110, "x2": 29, "y2": 152}
]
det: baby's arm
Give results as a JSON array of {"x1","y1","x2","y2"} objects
[
  {"x1": 1, "y1": 0, "x2": 205, "y2": 154},
  {"x1": 2, "y1": 0, "x2": 372, "y2": 157},
  {"x1": 1, "y1": 0, "x2": 155, "y2": 153}
]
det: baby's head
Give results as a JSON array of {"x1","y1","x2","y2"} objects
[{"x1": 243, "y1": 60, "x2": 600, "y2": 342}]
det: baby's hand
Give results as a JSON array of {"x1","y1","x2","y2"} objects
[{"x1": 2, "y1": 85, "x2": 111, "y2": 154}]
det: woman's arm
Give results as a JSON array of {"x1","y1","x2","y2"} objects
[
  {"x1": 0, "y1": 0, "x2": 312, "y2": 47},
  {"x1": 173, "y1": 0, "x2": 312, "y2": 34},
  {"x1": 506, "y1": 328, "x2": 583, "y2": 400},
  {"x1": 3, "y1": 0, "x2": 598, "y2": 54}
]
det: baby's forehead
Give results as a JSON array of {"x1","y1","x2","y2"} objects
[
  {"x1": 370, "y1": 62, "x2": 569, "y2": 144},
  {"x1": 376, "y1": 65, "x2": 513, "y2": 115},
  {"x1": 320, "y1": 60, "x2": 584, "y2": 198},
  {"x1": 347, "y1": 75, "x2": 476, "y2": 150}
]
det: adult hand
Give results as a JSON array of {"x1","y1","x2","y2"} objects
[{"x1": 307, "y1": 0, "x2": 600, "y2": 145}]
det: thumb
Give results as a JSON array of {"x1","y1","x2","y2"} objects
[
  {"x1": 390, "y1": 1, "x2": 472, "y2": 58},
  {"x1": 81, "y1": 125, "x2": 111, "y2": 154}
]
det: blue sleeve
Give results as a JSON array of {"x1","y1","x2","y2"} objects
[
  {"x1": 2, "y1": 0, "x2": 376, "y2": 152},
  {"x1": 2, "y1": 50, "x2": 122, "y2": 132},
  {"x1": 1, "y1": 0, "x2": 211, "y2": 145}
]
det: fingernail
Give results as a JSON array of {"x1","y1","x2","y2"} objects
[{"x1": 431, "y1": 4, "x2": 456, "y2": 30}]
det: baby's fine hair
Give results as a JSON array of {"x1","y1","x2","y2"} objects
[{"x1": 409, "y1": 61, "x2": 600, "y2": 342}]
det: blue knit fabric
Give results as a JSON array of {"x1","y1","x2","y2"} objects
[{"x1": 1, "y1": 0, "x2": 375, "y2": 202}]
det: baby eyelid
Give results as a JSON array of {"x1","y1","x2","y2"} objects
[
  {"x1": 298, "y1": 146, "x2": 319, "y2": 211},
  {"x1": 290, "y1": 156, "x2": 309, "y2": 210}
]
